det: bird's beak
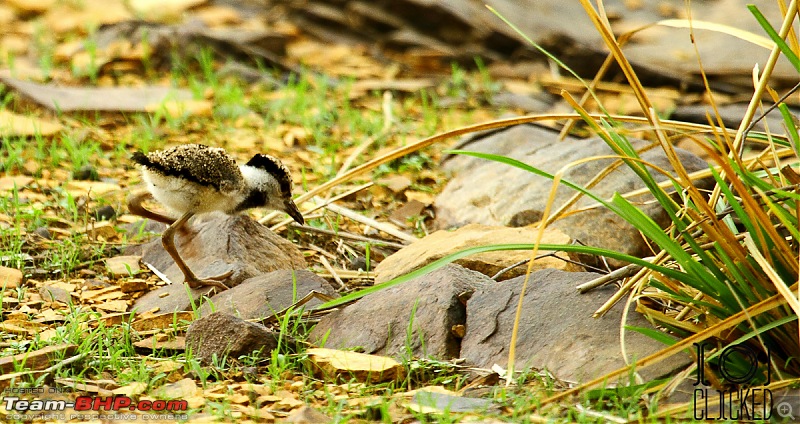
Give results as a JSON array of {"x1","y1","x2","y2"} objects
[{"x1": 285, "y1": 199, "x2": 305, "y2": 225}]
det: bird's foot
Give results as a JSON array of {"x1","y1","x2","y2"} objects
[{"x1": 184, "y1": 270, "x2": 233, "y2": 291}]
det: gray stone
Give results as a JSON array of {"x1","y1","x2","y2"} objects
[
  {"x1": 130, "y1": 213, "x2": 306, "y2": 313},
  {"x1": 434, "y1": 124, "x2": 713, "y2": 266},
  {"x1": 186, "y1": 312, "x2": 292, "y2": 365},
  {"x1": 200, "y1": 269, "x2": 338, "y2": 319},
  {"x1": 460, "y1": 269, "x2": 690, "y2": 384},
  {"x1": 131, "y1": 282, "x2": 216, "y2": 315},
  {"x1": 39, "y1": 285, "x2": 71, "y2": 304},
  {"x1": 309, "y1": 264, "x2": 491, "y2": 360},
  {"x1": 284, "y1": 405, "x2": 332, "y2": 423}
]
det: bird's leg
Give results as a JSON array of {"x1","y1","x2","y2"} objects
[
  {"x1": 162, "y1": 211, "x2": 231, "y2": 291},
  {"x1": 127, "y1": 192, "x2": 175, "y2": 225}
]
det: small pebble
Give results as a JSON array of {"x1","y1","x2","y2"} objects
[
  {"x1": 94, "y1": 205, "x2": 116, "y2": 221},
  {"x1": 73, "y1": 165, "x2": 99, "y2": 181},
  {"x1": 349, "y1": 257, "x2": 368, "y2": 271},
  {"x1": 31, "y1": 268, "x2": 50, "y2": 279},
  {"x1": 32, "y1": 227, "x2": 52, "y2": 240}
]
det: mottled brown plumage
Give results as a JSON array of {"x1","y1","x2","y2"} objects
[
  {"x1": 132, "y1": 144, "x2": 243, "y2": 192},
  {"x1": 128, "y1": 143, "x2": 304, "y2": 291}
]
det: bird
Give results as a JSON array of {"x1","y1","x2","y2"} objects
[{"x1": 128, "y1": 143, "x2": 305, "y2": 291}]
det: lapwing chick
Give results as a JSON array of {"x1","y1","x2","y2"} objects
[{"x1": 129, "y1": 144, "x2": 304, "y2": 291}]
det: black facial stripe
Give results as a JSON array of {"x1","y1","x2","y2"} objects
[
  {"x1": 245, "y1": 154, "x2": 292, "y2": 196},
  {"x1": 132, "y1": 150, "x2": 223, "y2": 191},
  {"x1": 234, "y1": 189, "x2": 268, "y2": 212}
]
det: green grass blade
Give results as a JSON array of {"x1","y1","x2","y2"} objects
[{"x1": 317, "y1": 242, "x2": 692, "y2": 309}]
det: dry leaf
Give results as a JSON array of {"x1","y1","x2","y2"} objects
[
  {"x1": 133, "y1": 335, "x2": 185, "y2": 351},
  {"x1": 0, "y1": 176, "x2": 34, "y2": 192},
  {"x1": 306, "y1": 348, "x2": 405, "y2": 383},
  {"x1": 0, "y1": 319, "x2": 47, "y2": 335},
  {"x1": 0, "y1": 343, "x2": 77, "y2": 374},
  {"x1": 113, "y1": 382, "x2": 148, "y2": 396},
  {"x1": 132, "y1": 312, "x2": 193, "y2": 331},
  {"x1": 95, "y1": 299, "x2": 129, "y2": 312},
  {"x1": 0, "y1": 110, "x2": 62, "y2": 137}
]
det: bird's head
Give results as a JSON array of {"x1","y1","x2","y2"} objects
[{"x1": 237, "y1": 154, "x2": 304, "y2": 225}]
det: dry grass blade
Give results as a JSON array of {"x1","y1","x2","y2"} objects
[
  {"x1": 323, "y1": 202, "x2": 416, "y2": 244},
  {"x1": 578, "y1": 0, "x2": 654, "y2": 120},
  {"x1": 658, "y1": 19, "x2": 775, "y2": 48},
  {"x1": 265, "y1": 112, "x2": 766, "y2": 228}
]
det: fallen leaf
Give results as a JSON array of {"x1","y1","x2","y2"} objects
[
  {"x1": 63, "y1": 181, "x2": 122, "y2": 197},
  {"x1": 0, "y1": 343, "x2": 77, "y2": 374},
  {"x1": 0, "y1": 176, "x2": 34, "y2": 192},
  {"x1": 306, "y1": 348, "x2": 405, "y2": 383},
  {"x1": 154, "y1": 377, "x2": 199, "y2": 399},
  {"x1": 54, "y1": 378, "x2": 114, "y2": 396},
  {"x1": 113, "y1": 382, "x2": 148, "y2": 396},
  {"x1": 133, "y1": 335, "x2": 185, "y2": 352},
  {"x1": 131, "y1": 311, "x2": 193, "y2": 331},
  {"x1": 95, "y1": 299, "x2": 129, "y2": 312},
  {"x1": 0, "y1": 319, "x2": 46, "y2": 335},
  {"x1": 127, "y1": 0, "x2": 207, "y2": 22},
  {"x1": 0, "y1": 266, "x2": 23, "y2": 289},
  {"x1": 146, "y1": 99, "x2": 214, "y2": 118}
]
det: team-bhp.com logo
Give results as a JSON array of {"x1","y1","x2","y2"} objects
[
  {"x1": 693, "y1": 342, "x2": 773, "y2": 420},
  {"x1": 3, "y1": 394, "x2": 188, "y2": 421}
]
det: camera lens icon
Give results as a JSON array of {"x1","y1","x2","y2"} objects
[{"x1": 777, "y1": 401, "x2": 795, "y2": 420}]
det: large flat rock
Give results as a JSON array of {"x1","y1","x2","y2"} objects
[
  {"x1": 374, "y1": 224, "x2": 581, "y2": 284},
  {"x1": 200, "y1": 269, "x2": 338, "y2": 319},
  {"x1": 131, "y1": 213, "x2": 307, "y2": 313},
  {"x1": 461, "y1": 268, "x2": 690, "y2": 384},
  {"x1": 434, "y1": 124, "x2": 713, "y2": 265},
  {"x1": 310, "y1": 264, "x2": 492, "y2": 360}
]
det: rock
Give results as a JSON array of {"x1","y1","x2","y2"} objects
[
  {"x1": 200, "y1": 269, "x2": 338, "y2": 319},
  {"x1": 72, "y1": 164, "x2": 99, "y2": 181},
  {"x1": 105, "y1": 255, "x2": 141, "y2": 277},
  {"x1": 39, "y1": 285, "x2": 71, "y2": 304},
  {"x1": 389, "y1": 200, "x2": 427, "y2": 228},
  {"x1": 94, "y1": 205, "x2": 116, "y2": 221},
  {"x1": 32, "y1": 227, "x2": 52, "y2": 240},
  {"x1": 131, "y1": 281, "x2": 216, "y2": 315},
  {"x1": 306, "y1": 348, "x2": 405, "y2": 383},
  {"x1": 121, "y1": 219, "x2": 167, "y2": 249},
  {"x1": 375, "y1": 224, "x2": 580, "y2": 283},
  {"x1": 131, "y1": 213, "x2": 306, "y2": 313},
  {"x1": 140, "y1": 213, "x2": 306, "y2": 286},
  {"x1": 434, "y1": 125, "x2": 713, "y2": 266},
  {"x1": 282, "y1": 0, "x2": 797, "y2": 86},
  {"x1": 377, "y1": 175, "x2": 412, "y2": 193},
  {"x1": 0, "y1": 266, "x2": 22, "y2": 289},
  {"x1": 284, "y1": 405, "x2": 331, "y2": 423},
  {"x1": 460, "y1": 268, "x2": 690, "y2": 383},
  {"x1": 310, "y1": 264, "x2": 491, "y2": 360},
  {"x1": 411, "y1": 389, "x2": 497, "y2": 414},
  {"x1": 185, "y1": 312, "x2": 291, "y2": 365}
]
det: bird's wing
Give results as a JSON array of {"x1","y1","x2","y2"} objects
[{"x1": 134, "y1": 145, "x2": 244, "y2": 192}]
